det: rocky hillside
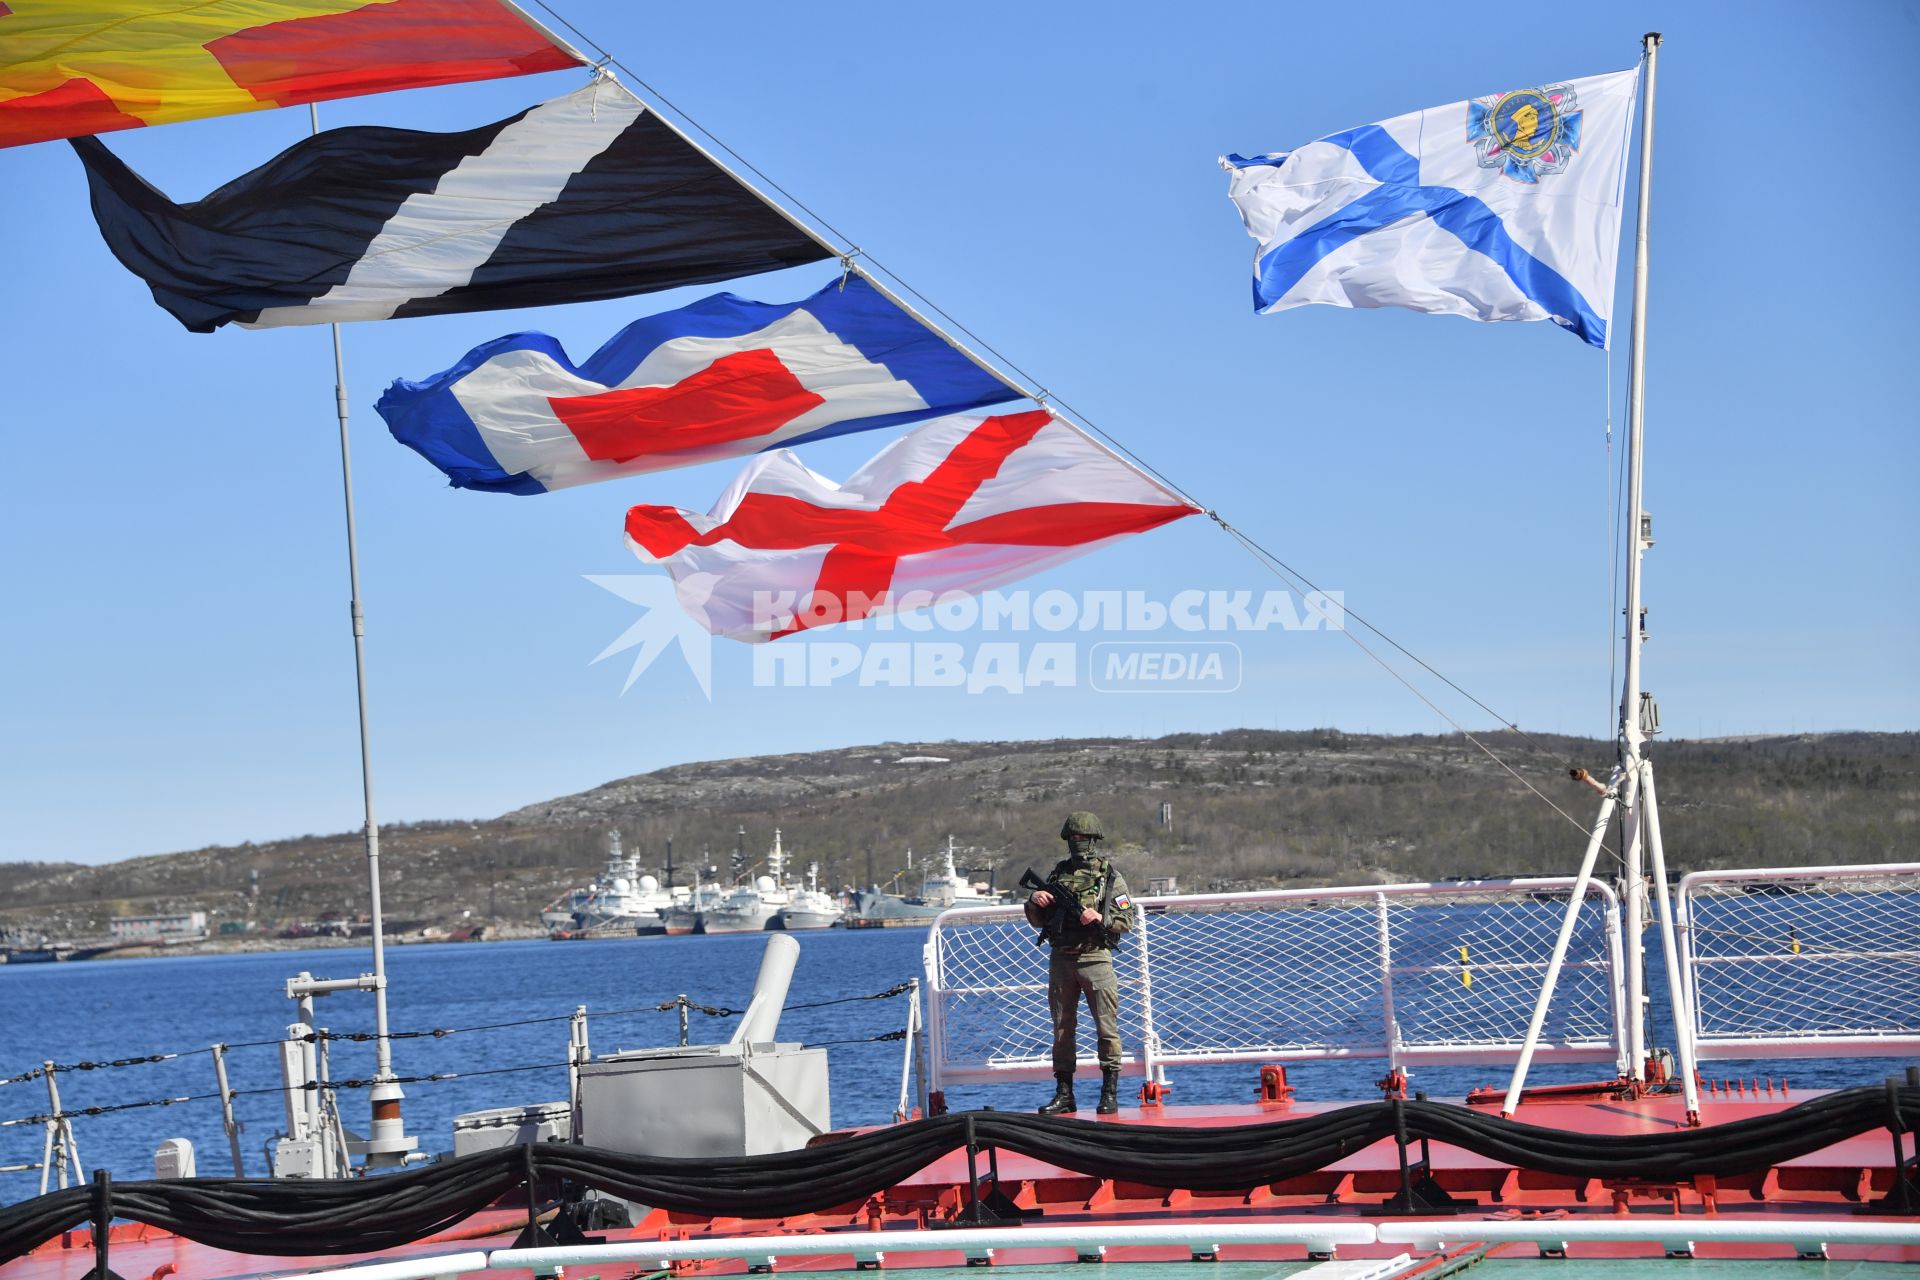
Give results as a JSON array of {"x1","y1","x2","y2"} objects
[{"x1": 2, "y1": 730, "x2": 1914, "y2": 942}]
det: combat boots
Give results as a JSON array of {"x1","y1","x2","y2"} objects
[
  {"x1": 1037, "y1": 1071, "x2": 1077, "y2": 1115},
  {"x1": 1096, "y1": 1068, "x2": 1120, "y2": 1114}
]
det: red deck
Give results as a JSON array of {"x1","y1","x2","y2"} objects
[{"x1": 13, "y1": 1091, "x2": 1919, "y2": 1278}]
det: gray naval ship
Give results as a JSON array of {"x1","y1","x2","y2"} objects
[{"x1": 845, "y1": 836, "x2": 1006, "y2": 928}]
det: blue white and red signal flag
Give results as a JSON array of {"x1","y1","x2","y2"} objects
[
  {"x1": 377, "y1": 275, "x2": 1021, "y2": 493},
  {"x1": 1223, "y1": 67, "x2": 1638, "y2": 347},
  {"x1": 624, "y1": 409, "x2": 1201, "y2": 643}
]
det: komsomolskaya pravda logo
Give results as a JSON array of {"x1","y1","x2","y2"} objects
[{"x1": 1468, "y1": 83, "x2": 1584, "y2": 183}]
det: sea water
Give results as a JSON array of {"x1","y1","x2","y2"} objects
[{"x1": 0, "y1": 928, "x2": 1902, "y2": 1190}]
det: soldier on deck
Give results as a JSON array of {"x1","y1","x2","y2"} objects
[{"x1": 1025, "y1": 811, "x2": 1134, "y2": 1115}]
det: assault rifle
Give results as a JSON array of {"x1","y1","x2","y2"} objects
[
  {"x1": 1018, "y1": 865, "x2": 1120, "y2": 950},
  {"x1": 1018, "y1": 867, "x2": 1079, "y2": 947}
]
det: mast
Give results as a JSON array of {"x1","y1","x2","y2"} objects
[
  {"x1": 1501, "y1": 34, "x2": 1673, "y2": 1116},
  {"x1": 310, "y1": 104, "x2": 412, "y2": 1172},
  {"x1": 1616, "y1": 30, "x2": 1662, "y2": 1083},
  {"x1": 1614, "y1": 33, "x2": 1700, "y2": 1120}
]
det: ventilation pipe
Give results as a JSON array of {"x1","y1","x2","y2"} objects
[{"x1": 730, "y1": 933, "x2": 800, "y2": 1046}]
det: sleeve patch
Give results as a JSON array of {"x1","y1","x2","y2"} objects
[{"x1": 1112, "y1": 893, "x2": 1132, "y2": 909}]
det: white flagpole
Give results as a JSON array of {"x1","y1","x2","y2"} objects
[
  {"x1": 309, "y1": 104, "x2": 413, "y2": 1171},
  {"x1": 1615, "y1": 32, "x2": 1696, "y2": 1120},
  {"x1": 1501, "y1": 32, "x2": 1662, "y2": 1115},
  {"x1": 1615, "y1": 31, "x2": 1662, "y2": 1086}
]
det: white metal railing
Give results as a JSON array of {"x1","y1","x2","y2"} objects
[
  {"x1": 1676, "y1": 862, "x2": 1920, "y2": 1065},
  {"x1": 1377, "y1": 1218, "x2": 1920, "y2": 1258},
  {"x1": 490, "y1": 1223, "x2": 1379, "y2": 1271},
  {"x1": 247, "y1": 1217, "x2": 1920, "y2": 1280},
  {"x1": 277, "y1": 1254, "x2": 490, "y2": 1280},
  {"x1": 923, "y1": 878, "x2": 1626, "y2": 1089}
]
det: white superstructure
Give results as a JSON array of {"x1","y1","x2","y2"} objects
[
  {"x1": 916, "y1": 836, "x2": 1006, "y2": 909},
  {"x1": 702, "y1": 831, "x2": 792, "y2": 934},
  {"x1": 549, "y1": 831, "x2": 678, "y2": 936},
  {"x1": 778, "y1": 862, "x2": 843, "y2": 931}
]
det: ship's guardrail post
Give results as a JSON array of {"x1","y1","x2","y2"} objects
[
  {"x1": 567, "y1": 1006, "x2": 588, "y2": 1144},
  {"x1": 1601, "y1": 887, "x2": 1630, "y2": 1079},
  {"x1": 42, "y1": 1060, "x2": 81, "y2": 1194},
  {"x1": 912, "y1": 979, "x2": 931, "y2": 1119},
  {"x1": 314, "y1": 1026, "x2": 350, "y2": 1177},
  {"x1": 1131, "y1": 900, "x2": 1161, "y2": 1090},
  {"x1": 38, "y1": 1064, "x2": 55, "y2": 1195},
  {"x1": 921, "y1": 926, "x2": 948, "y2": 1105},
  {"x1": 1374, "y1": 893, "x2": 1403, "y2": 1081},
  {"x1": 894, "y1": 980, "x2": 922, "y2": 1122},
  {"x1": 211, "y1": 1043, "x2": 244, "y2": 1176}
]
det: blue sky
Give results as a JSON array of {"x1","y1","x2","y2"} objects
[{"x1": 2, "y1": 2, "x2": 1915, "y2": 865}]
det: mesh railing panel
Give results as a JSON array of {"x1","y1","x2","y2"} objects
[
  {"x1": 1683, "y1": 870, "x2": 1920, "y2": 1044},
  {"x1": 1385, "y1": 896, "x2": 1617, "y2": 1051},
  {"x1": 929, "y1": 913, "x2": 1149, "y2": 1071},
  {"x1": 929, "y1": 883, "x2": 1620, "y2": 1078}
]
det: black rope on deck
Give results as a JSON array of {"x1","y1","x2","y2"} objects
[{"x1": 2, "y1": 1085, "x2": 1914, "y2": 1265}]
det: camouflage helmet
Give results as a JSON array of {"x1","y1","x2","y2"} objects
[{"x1": 1060, "y1": 811, "x2": 1105, "y2": 841}]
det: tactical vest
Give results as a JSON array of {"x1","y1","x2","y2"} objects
[{"x1": 1043, "y1": 856, "x2": 1115, "y2": 952}]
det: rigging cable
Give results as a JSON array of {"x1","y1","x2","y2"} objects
[
  {"x1": 1211, "y1": 514, "x2": 1615, "y2": 851},
  {"x1": 785, "y1": 981, "x2": 916, "y2": 1010},
  {"x1": 0, "y1": 983, "x2": 917, "y2": 1107}
]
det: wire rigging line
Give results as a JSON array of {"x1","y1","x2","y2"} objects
[
  {"x1": 785, "y1": 981, "x2": 915, "y2": 1010},
  {"x1": 1214, "y1": 515, "x2": 1616, "y2": 852},
  {"x1": 0, "y1": 983, "x2": 918, "y2": 1114},
  {"x1": 0, "y1": 1020, "x2": 920, "y2": 1131},
  {"x1": 521, "y1": 1, "x2": 1605, "y2": 823},
  {"x1": 307, "y1": 980, "x2": 912, "y2": 1042}
]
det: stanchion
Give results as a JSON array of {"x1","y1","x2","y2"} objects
[
  {"x1": 1869, "y1": 1076, "x2": 1917, "y2": 1214},
  {"x1": 510, "y1": 1143, "x2": 593, "y2": 1250},
  {"x1": 1379, "y1": 1096, "x2": 1472, "y2": 1215},
  {"x1": 935, "y1": 1113, "x2": 1032, "y2": 1227},
  {"x1": 82, "y1": 1169, "x2": 126, "y2": 1280}
]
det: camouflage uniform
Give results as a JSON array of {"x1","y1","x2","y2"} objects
[{"x1": 1025, "y1": 853, "x2": 1134, "y2": 1073}]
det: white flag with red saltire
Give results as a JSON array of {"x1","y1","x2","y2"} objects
[{"x1": 623, "y1": 409, "x2": 1201, "y2": 642}]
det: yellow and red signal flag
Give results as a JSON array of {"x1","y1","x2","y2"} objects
[{"x1": 0, "y1": 0, "x2": 583, "y2": 150}]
